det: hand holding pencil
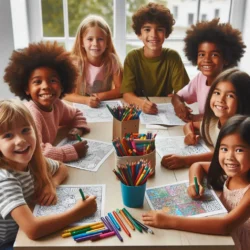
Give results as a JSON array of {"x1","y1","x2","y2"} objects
[
  {"x1": 184, "y1": 121, "x2": 200, "y2": 145},
  {"x1": 187, "y1": 176, "x2": 204, "y2": 199}
]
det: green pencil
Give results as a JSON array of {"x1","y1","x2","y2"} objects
[
  {"x1": 79, "y1": 188, "x2": 85, "y2": 200},
  {"x1": 76, "y1": 134, "x2": 82, "y2": 142}
]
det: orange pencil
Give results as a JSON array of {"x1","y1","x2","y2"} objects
[
  {"x1": 117, "y1": 209, "x2": 135, "y2": 230},
  {"x1": 113, "y1": 211, "x2": 131, "y2": 237}
]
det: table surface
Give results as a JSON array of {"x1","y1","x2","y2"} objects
[{"x1": 14, "y1": 97, "x2": 235, "y2": 250}]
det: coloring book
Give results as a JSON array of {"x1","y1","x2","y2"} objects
[
  {"x1": 33, "y1": 185, "x2": 105, "y2": 225},
  {"x1": 145, "y1": 181, "x2": 227, "y2": 217}
]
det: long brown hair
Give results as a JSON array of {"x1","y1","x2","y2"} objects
[
  {"x1": 71, "y1": 15, "x2": 122, "y2": 95},
  {"x1": 0, "y1": 100, "x2": 52, "y2": 196}
]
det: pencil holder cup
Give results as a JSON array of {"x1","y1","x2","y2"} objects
[
  {"x1": 116, "y1": 150, "x2": 156, "y2": 176},
  {"x1": 121, "y1": 182, "x2": 146, "y2": 208},
  {"x1": 113, "y1": 118, "x2": 139, "y2": 140}
]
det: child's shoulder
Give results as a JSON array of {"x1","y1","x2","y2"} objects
[{"x1": 161, "y1": 48, "x2": 181, "y2": 59}]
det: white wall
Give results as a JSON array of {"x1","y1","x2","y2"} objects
[{"x1": 0, "y1": 0, "x2": 15, "y2": 99}]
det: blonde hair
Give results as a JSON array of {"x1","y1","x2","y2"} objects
[
  {"x1": 71, "y1": 15, "x2": 122, "y2": 95},
  {"x1": 0, "y1": 99, "x2": 52, "y2": 197}
]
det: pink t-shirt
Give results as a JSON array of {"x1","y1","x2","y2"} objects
[{"x1": 177, "y1": 72, "x2": 210, "y2": 114}]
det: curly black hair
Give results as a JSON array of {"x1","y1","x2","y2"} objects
[
  {"x1": 184, "y1": 18, "x2": 245, "y2": 68},
  {"x1": 132, "y1": 2, "x2": 175, "y2": 38},
  {"x1": 4, "y1": 41, "x2": 78, "y2": 100}
]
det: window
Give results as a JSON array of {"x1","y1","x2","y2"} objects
[
  {"x1": 188, "y1": 13, "x2": 194, "y2": 25},
  {"x1": 26, "y1": 0, "x2": 236, "y2": 77},
  {"x1": 215, "y1": 9, "x2": 220, "y2": 18}
]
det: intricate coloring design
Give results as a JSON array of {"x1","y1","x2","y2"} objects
[
  {"x1": 57, "y1": 138, "x2": 113, "y2": 171},
  {"x1": 73, "y1": 100, "x2": 122, "y2": 122},
  {"x1": 33, "y1": 185, "x2": 105, "y2": 225},
  {"x1": 146, "y1": 181, "x2": 227, "y2": 217}
]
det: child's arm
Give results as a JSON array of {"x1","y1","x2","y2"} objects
[
  {"x1": 11, "y1": 195, "x2": 97, "y2": 240},
  {"x1": 64, "y1": 93, "x2": 100, "y2": 108},
  {"x1": 123, "y1": 92, "x2": 158, "y2": 115},
  {"x1": 143, "y1": 190, "x2": 250, "y2": 235},
  {"x1": 183, "y1": 121, "x2": 201, "y2": 145},
  {"x1": 172, "y1": 94, "x2": 192, "y2": 122},
  {"x1": 51, "y1": 162, "x2": 68, "y2": 187},
  {"x1": 161, "y1": 151, "x2": 213, "y2": 169},
  {"x1": 93, "y1": 71, "x2": 123, "y2": 101}
]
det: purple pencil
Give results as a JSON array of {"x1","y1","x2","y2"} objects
[
  {"x1": 105, "y1": 216, "x2": 123, "y2": 242},
  {"x1": 101, "y1": 216, "x2": 112, "y2": 231}
]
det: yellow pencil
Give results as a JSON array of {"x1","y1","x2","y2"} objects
[
  {"x1": 119, "y1": 209, "x2": 135, "y2": 230},
  {"x1": 135, "y1": 169, "x2": 146, "y2": 186}
]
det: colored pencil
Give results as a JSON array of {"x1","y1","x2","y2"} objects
[
  {"x1": 62, "y1": 222, "x2": 103, "y2": 233},
  {"x1": 91, "y1": 231, "x2": 115, "y2": 241},
  {"x1": 79, "y1": 188, "x2": 85, "y2": 200},
  {"x1": 108, "y1": 212, "x2": 121, "y2": 231},
  {"x1": 112, "y1": 211, "x2": 131, "y2": 237},
  {"x1": 122, "y1": 208, "x2": 142, "y2": 233},
  {"x1": 117, "y1": 209, "x2": 135, "y2": 230},
  {"x1": 105, "y1": 216, "x2": 123, "y2": 242}
]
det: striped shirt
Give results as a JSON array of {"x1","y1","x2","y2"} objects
[{"x1": 0, "y1": 158, "x2": 59, "y2": 247}]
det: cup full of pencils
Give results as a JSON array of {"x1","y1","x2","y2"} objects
[{"x1": 113, "y1": 160, "x2": 152, "y2": 208}]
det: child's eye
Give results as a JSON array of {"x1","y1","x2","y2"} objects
[
  {"x1": 213, "y1": 91, "x2": 220, "y2": 95},
  {"x1": 220, "y1": 146, "x2": 227, "y2": 152},
  {"x1": 87, "y1": 38, "x2": 93, "y2": 41},
  {"x1": 33, "y1": 79, "x2": 41, "y2": 85},
  {"x1": 226, "y1": 93, "x2": 235, "y2": 99},
  {"x1": 98, "y1": 38, "x2": 104, "y2": 41},
  {"x1": 198, "y1": 53, "x2": 205, "y2": 57},
  {"x1": 211, "y1": 53, "x2": 219, "y2": 57},
  {"x1": 51, "y1": 78, "x2": 60, "y2": 83},
  {"x1": 3, "y1": 133, "x2": 13, "y2": 139},
  {"x1": 144, "y1": 28, "x2": 150, "y2": 32},
  {"x1": 235, "y1": 148, "x2": 243, "y2": 153},
  {"x1": 22, "y1": 127, "x2": 31, "y2": 134}
]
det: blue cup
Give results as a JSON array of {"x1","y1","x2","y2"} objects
[{"x1": 120, "y1": 182, "x2": 146, "y2": 208}]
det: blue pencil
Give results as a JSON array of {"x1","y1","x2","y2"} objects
[
  {"x1": 105, "y1": 216, "x2": 123, "y2": 242},
  {"x1": 108, "y1": 212, "x2": 121, "y2": 231}
]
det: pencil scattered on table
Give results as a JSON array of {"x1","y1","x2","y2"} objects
[
  {"x1": 107, "y1": 104, "x2": 141, "y2": 121},
  {"x1": 113, "y1": 159, "x2": 153, "y2": 186},
  {"x1": 112, "y1": 132, "x2": 156, "y2": 156}
]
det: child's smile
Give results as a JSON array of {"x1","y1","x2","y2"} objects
[{"x1": 26, "y1": 67, "x2": 62, "y2": 112}]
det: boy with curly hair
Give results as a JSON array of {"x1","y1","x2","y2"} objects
[
  {"x1": 172, "y1": 18, "x2": 245, "y2": 122},
  {"x1": 121, "y1": 2, "x2": 189, "y2": 114},
  {"x1": 4, "y1": 41, "x2": 90, "y2": 163}
]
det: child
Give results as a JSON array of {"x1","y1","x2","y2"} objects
[
  {"x1": 0, "y1": 100, "x2": 97, "y2": 249},
  {"x1": 161, "y1": 68, "x2": 250, "y2": 169},
  {"x1": 4, "y1": 41, "x2": 90, "y2": 163},
  {"x1": 64, "y1": 15, "x2": 123, "y2": 108},
  {"x1": 172, "y1": 19, "x2": 245, "y2": 122},
  {"x1": 143, "y1": 114, "x2": 250, "y2": 250},
  {"x1": 121, "y1": 2, "x2": 189, "y2": 115}
]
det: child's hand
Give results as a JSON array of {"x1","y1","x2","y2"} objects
[
  {"x1": 174, "y1": 103, "x2": 193, "y2": 122},
  {"x1": 73, "y1": 140, "x2": 88, "y2": 158},
  {"x1": 37, "y1": 183, "x2": 57, "y2": 206},
  {"x1": 184, "y1": 132, "x2": 200, "y2": 145},
  {"x1": 161, "y1": 154, "x2": 186, "y2": 169},
  {"x1": 73, "y1": 195, "x2": 97, "y2": 220},
  {"x1": 68, "y1": 127, "x2": 90, "y2": 140},
  {"x1": 187, "y1": 183, "x2": 204, "y2": 199},
  {"x1": 142, "y1": 100, "x2": 158, "y2": 114},
  {"x1": 88, "y1": 94, "x2": 100, "y2": 108},
  {"x1": 142, "y1": 210, "x2": 172, "y2": 229}
]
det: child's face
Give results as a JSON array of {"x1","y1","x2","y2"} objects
[
  {"x1": 197, "y1": 42, "x2": 225, "y2": 85},
  {"x1": 0, "y1": 123, "x2": 36, "y2": 171},
  {"x1": 138, "y1": 23, "x2": 166, "y2": 57},
  {"x1": 219, "y1": 133, "x2": 250, "y2": 181},
  {"x1": 210, "y1": 81, "x2": 238, "y2": 126},
  {"x1": 82, "y1": 26, "x2": 107, "y2": 63},
  {"x1": 26, "y1": 67, "x2": 62, "y2": 111}
]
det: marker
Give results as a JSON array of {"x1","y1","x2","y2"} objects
[
  {"x1": 108, "y1": 212, "x2": 121, "y2": 231},
  {"x1": 91, "y1": 231, "x2": 115, "y2": 241},
  {"x1": 194, "y1": 176, "x2": 199, "y2": 195},
  {"x1": 100, "y1": 216, "x2": 113, "y2": 231},
  {"x1": 76, "y1": 134, "x2": 82, "y2": 142},
  {"x1": 133, "y1": 218, "x2": 154, "y2": 234},
  {"x1": 79, "y1": 188, "x2": 85, "y2": 200},
  {"x1": 112, "y1": 211, "x2": 131, "y2": 237}
]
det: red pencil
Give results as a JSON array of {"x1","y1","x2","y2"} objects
[{"x1": 112, "y1": 211, "x2": 131, "y2": 237}]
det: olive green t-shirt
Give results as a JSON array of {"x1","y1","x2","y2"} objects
[{"x1": 121, "y1": 48, "x2": 189, "y2": 96}]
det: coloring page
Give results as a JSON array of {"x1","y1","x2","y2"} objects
[
  {"x1": 33, "y1": 185, "x2": 105, "y2": 225},
  {"x1": 57, "y1": 138, "x2": 114, "y2": 171},
  {"x1": 140, "y1": 103, "x2": 185, "y2": 126},
  {"x1": 73, "y1": 100, "x2": 122, "y2": 122},
  {"x1": 156, "y1": 136, "x2": 210, "y2": 157},
  {"x1": 145, "y1": 181, "x2": 227, "y2": 217}
]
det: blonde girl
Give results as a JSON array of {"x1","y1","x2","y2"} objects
[
  {"x1": 161, "y1": 68, "x2": 250, "y2": 169},
  {"x1": 143, "y1": 115, "x2": 250, "y2": 250},
  {"x1": 65, "y1": 15, "x2": 123, "y2": 107},
  {"x1": 0, "y1": 100, "x2": 96, "y2": 249}
]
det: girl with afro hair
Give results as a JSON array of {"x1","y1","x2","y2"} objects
[
  {"x1": 172, "y1": 18, "x2": 245, "y2": 122},
  {"x1": 4, "y1": 41, "x2": 90, "y2": 163}
]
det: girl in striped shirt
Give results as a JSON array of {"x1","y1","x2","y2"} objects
[{"x1": 0, "y1": 100, "x2": 97, "y2": 250}]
